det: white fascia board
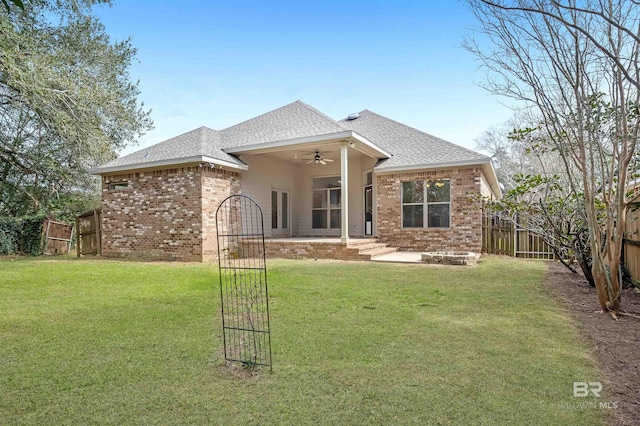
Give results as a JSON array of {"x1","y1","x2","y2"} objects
[
  {"x1": 223, "y1": 130, "x2": 391, "y2": 158},
  {"x1": 89, "y1": 156, "x2": 248, "y2": 175},
  {"x1": 374, "y1": 158, "x2": 492, "y2": 174},
  {"x1": 350, "y1": 132, "x2": 392, "y2": 158},
  {"x1": 222, "y1": 131, "x2": 355, "y2": 154},
  {"x1": 482, "y1": 161, "x2": 503, "y2": 199}
]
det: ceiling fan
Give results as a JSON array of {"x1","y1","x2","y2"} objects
[{"x1": 303, "y1": 151, "x2": 334, "y2": 165}]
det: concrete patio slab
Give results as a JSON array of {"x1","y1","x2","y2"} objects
[{"x1": 370, "y1": 251, "x2": 423, "y2": 263}]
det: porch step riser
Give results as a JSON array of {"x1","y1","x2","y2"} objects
[
  {"x1": 262, "y1": 238, "x2": 398, "y2": 261},
  {"x1": 353, "y1": 242, "x2": 398, "y2": 260},
  {"x1": 346, "y1": 243, "x2": 389, "y2": 251},
  {"x1": 345, "y1": 239, "x2": 380, "y2": 247},
  {"x1": 359, "y1": 247, "x2": 398, "y2": 257}
]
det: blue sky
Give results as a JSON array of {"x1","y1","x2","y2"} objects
[{"x1": 95, "y1": 1, "x2": 514, "y2": 156}]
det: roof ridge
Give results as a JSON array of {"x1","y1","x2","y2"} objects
[
  {"x1": 356, "y1": 109, "x2": 490, "y2": 160},
  {"x1": 157, "y1": 125, "x2": 216, "y2": 142},
  {"x1": 198, "y1": 126, "x2": 218, "y2": 151},
  {"x1": 292, "y1": 100, "x2": 346, "y2": 130},
  {"x1": 218, "y1": 100, "x2": 299, "y2": 132},
  {"x1": 129, "y1": 126, "x2": 207, "y2": 154},
  {"x1": 220, "y1": 100, "x2": 346, "y2": 134}
]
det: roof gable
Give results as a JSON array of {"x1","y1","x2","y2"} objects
[
  {"x1": 220, "y1": 100, "x2": 347, "y2": 148},
  {"x1": 339, "y1": 110, "x2": 490, "y2": 169},
  {"x1": 97, "y1": 126, "x2": 244, "y2": 170}
]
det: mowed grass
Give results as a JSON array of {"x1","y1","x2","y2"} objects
[{"x1": 0, "y1": 256, "x2": 604, "y2": 425}]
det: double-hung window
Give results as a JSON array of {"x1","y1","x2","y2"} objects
[{"x1": 402, "y1": 179, "x2": 450, "y2": 228}]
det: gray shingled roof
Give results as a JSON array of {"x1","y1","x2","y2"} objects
[
  {"x1": 339, "y1": 110, "x2": 490, "y2": 170},
  {"x1": 97, "y1": 126, "x2": 244, "y2": 170},
  {"x1": 219, "y1": 100, "x2": 346, "y2": 148},
  {"x1": 93, "y1": 100, "x2": 490, "y2": 173}
]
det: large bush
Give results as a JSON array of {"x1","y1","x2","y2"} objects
[{"x1": 0, "y1": 215, "x2": 47, "y2": 255}]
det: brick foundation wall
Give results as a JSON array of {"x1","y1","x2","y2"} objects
[
  {"x1": 264, "y1": 241, "x2": 364, "y2": 261},
  {"x1": 101, "y1": 166, "x2": 240, "y2": 261},
  {"x1": 376, "y1": 167, "x2": 484, "y2": 252}
]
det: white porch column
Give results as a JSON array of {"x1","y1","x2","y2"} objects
[{"x1": 340, "y1": 142, "x2": 349, "y2": 243}]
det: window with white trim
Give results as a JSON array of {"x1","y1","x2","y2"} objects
[
  {"x1": 312, "y1": 176, "x2": 341, "y2": 229},
  {"x1": 402, "y1": 179, "x2": 450, "y2": 228}
]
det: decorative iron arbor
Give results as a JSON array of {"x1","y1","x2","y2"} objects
[{"x1": 215, "y1": 195, "x2": 272, "y2": 369}]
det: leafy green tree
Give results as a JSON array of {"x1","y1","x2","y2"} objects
[
  {"x1": 474, "y1": 114, "x2": 561, "y2": 191},
  {"x1": 0, "y1": 0, "x2": 152, "y2": 218},
  {"x1": 1, "y1": 0, "x2": 23, "y2": 14}
]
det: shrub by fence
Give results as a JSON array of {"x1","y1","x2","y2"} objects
[
  {"x1": 0, "y1": 216, "x2": 74, "y2": 256},
  {"x1": 0, "y1": 215, "x2": 48, "y2": 255}
]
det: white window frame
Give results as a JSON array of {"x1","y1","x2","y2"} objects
[
  {"x1": 401, "y1": 179, "x2": 451, "y2": 229},
  {"x1": 363, "y1": 169, "x2": 374, "y2": 236},
  {"x1": 311, "y1": 176, "x2": 341, "y2": 230}
]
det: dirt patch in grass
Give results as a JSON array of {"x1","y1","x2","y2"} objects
[{"x1": 543, "y1": 261, "x2": 640, "y2": 426}]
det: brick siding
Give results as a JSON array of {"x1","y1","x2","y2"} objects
[
  {"x1": 264, "y1": 241, "x2": 364, "y2": 261},
  {"x1": 201, "y1": 168, "x2": 241, "y2": 262},
  {"x1": 101, "y1": 166, "x2": 239, "y2": 261},
  {"x1": 100, "y1": 164, "x2": 483, "y2": 261},
  {"x1": 376, "y1": 167, "x2": 484, "y2": 252}
]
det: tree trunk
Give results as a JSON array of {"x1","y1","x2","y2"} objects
[
  {"x1": 591, "y1": 257, "x2": 611, "y2": 312},
  {"x1": 608, "y1": 259, "x2": 622, "y2": 312},
  {"x1": 579, "y1": 256, "x2": 595, "y2": 288},
  {"x1": 574, "y1": 233, "x2": 595, "y2": 287}
]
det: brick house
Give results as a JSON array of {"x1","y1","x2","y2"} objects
[{"x1": 91, "y1": 101, "x2": 501, "y2": 261}]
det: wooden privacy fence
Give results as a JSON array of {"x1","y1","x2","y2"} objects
[
  {"x1": 76, "y1": 209, "x2": 102, "y2": 256},
  {"x1": 482, "y1": 211, "x2": 555, "y2": 259},
  {"x1": 42, "y1": 218, "x2": 73, "y2": 255},
  {"x1": 624, "y1": 206, "x2": 640, "y2": 286}
]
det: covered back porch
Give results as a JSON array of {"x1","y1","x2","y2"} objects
[{"x1": 226, "y1": 131, "x2": 390, "y2": 242}]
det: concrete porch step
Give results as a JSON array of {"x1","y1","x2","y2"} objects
[
  {"x1": 360, "y1": 246, "x2": 398, "y2": 257},
  {"x1": 351, "y1": 242, "x2": 398, "y2": 260},
  {"x1": 345, "y1": 238, "x2": 380, "y2": 247},
  {"x1": 370, "y1": 251, "x2": 423, "y2": 263},
  {"x1": 346, "y1": 242, "x2": 389, "y2": 251},
  {"x1": 263, "y1": 237, "x2": 398, "y2": 261}
]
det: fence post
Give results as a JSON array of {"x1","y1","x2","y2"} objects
[
  {"x1": 512, "y1": 214, "x2": 517, "y2": 257},
  {"x1": 483, "y1": 210, "x2": 488, "y2": 254},
  {"x1": 93, "y1": 210, "x2": 101, "y2": 256},
  {"x1": 76, "y1": 217, "x2": 81, "y2": 258},
  {"x1": 42, "y1": 218, "x2": 50, "y2": 255}
]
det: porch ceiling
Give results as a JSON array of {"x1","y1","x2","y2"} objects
[
  {"x1": 223, "y1": 131, "x2": 390, "y2": 164},
  {"x1": 252, "y1": 143, "x2": 367, "y2": 164}
]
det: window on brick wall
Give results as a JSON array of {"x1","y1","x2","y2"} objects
[
  {"x1": 402, "y1": 179, "x2": 450, "y2": 228},
  {"x1": 108, "y1": 182, "x2": 129, "y2": 191}
]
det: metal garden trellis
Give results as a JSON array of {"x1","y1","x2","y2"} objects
[{"x1": 215, "y1": 194, "x2": 272, "y2": 370}]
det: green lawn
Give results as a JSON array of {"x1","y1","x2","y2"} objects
[{"x1": 0, "y1": 256, "x2": 604, "y2": 425}]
